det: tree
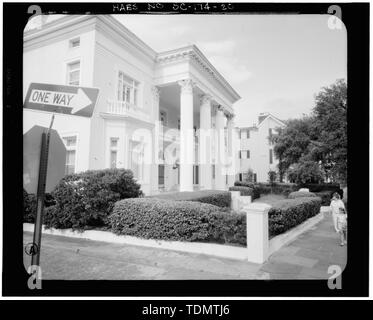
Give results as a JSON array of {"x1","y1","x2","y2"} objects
[
  {"x1": 287, "y1": 160, "x2": 324, "y2": 184},
  {"x1": 272, "y1": 116, "x2": 315, "y2": 176},
  {"x1": 268, "y1": 170, "x2": 277, "y2": 185},
  {"x1": 311, "y1": 79, "x2": 347, "y2": 183},
  {"x1": 272, "y1": 79, "x2": 347, "y2": 184}
]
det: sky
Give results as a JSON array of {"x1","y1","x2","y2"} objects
[{"x1": 115, "y1": 14, "x2": 347, "y2": 127}]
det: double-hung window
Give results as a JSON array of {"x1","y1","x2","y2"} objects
[
  {"x1": 62, "y1": 136, "x2": 77, "y2": 174},
  {"x1": 67, "y1": 61, "x2": 80, "y2": 86},
  {"x1": 110, "y1": 138, "x2": 119, "y2": 169},
  {"x1": 269, "y1": 149, "x2": 273, "y2": 164},
  {"x1": 117, "y1": 71, "x2": 139, "y2": 106}
]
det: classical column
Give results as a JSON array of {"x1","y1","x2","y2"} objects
[
  {"x1": 151, "y1": 86, "x2": 160, "y2": 194},
  {"x1": 199, "y1": 94, "x2": 212, "y2": 190},
  {"x1": 178, "y1": 79, "x2": 194, "y2": 192},
  {"x1": 226, "y1": 113, "x2": 236, "y2": 187},
  {"x1": 215, "y1": 105, "x2": 226, "y2": 190}
]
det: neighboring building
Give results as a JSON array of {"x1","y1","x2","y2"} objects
[
  {"x1": 23, "y1": 15, "x2": 241, "y2": 195},
  {"x1": 237, "y1": 113, "x2": 285, "y2": 183}
]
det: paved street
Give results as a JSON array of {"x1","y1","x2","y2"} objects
[
  {"x1": 23, "y1": 212, "x2": 346, "y2": 280},
  {"x1": 23, "y1": 232, "x2": 266, "y2": 280}
]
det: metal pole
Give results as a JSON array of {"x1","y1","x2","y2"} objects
[{"x1": 31, "y1": 115, "x2": 54, "y2": 267}]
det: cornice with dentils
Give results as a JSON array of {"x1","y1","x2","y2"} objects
[{"x1": 156, "y1": 45, "x2": 241, "y2": 103}]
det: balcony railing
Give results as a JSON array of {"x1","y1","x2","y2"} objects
[{"x1": 106, "y1": 100, "x2": 150, "y2": 122}]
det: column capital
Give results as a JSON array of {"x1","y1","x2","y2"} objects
[
  {"x1": 151, "y1": 86, "x2": 160, "y2": 100},
  {"x1": 226, "y1": 112, "x2": 235, "y2": 121},
  {"x1": 200, "y1": 93, "x2": 213, "y2": 105},
  {"x1": 178, "y1": 79, "x2": 194, "y2": 94},
  {"x1": 216, "y1": 105, "x2": 225, "y2": 114}
]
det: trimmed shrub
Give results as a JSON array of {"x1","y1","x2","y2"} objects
[
  {"x1": 271, "y1": 183, "x2": 298, "y2": 196},
  {"x1": 314, "y1": 191, "x2": 333, "y2": 206},
  {"x1": 45, "y1": 169, "x2": 143, "y2": 229},
  {"x1": 208, "y1": 211, "x2": 246, "y2": 246},
  {"x1": 23, "y1": 189, "x2": 55, "y2": 223},
  {"x1": 298, "y1": 183, "x2": 343, "y2": 198},
  {"x1": 269, "y1": 197, "x2": 322, "y2": 237},
  {"x1": 253, "y1": 183, "x2": 272, "y2": 196},
  {"x1": 229, "y1": 186, "x2": 254, "y2": 196},
  {"x1": 288, "y1": 191, "x2": 318, "y2": 199},
  {"x1": 42, "y1": 205, "x2": 58, "y2": 227},
  {"x1": 109, "y1": 198, "x2": 246, "y2": 246},
  {"x1": 23, "y1": 189, "x2": 37, "y2": 223},
  {"x1": 234, "y1": 181, "x2": 256, "y2": 188},
  {"x1": 234, "y1": 181, "x2": 298, "y2": 198},
  {"x1": 234, "y1": 182, "x2": 261, "y2": 199},
  {"x1": 148, "y1": 190, "x2": 231, "y2": 208}
]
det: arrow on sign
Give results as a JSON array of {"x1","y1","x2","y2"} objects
[{"x1": 70, "y1": 89, "x2": 92, "y2": 114}]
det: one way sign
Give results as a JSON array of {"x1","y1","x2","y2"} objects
[{"x1": 24, "y1": 83, "x2": 100, "y2": 117}]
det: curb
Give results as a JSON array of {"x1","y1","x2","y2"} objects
[{"x1": 23, "y1": 223, "x2": 248, "y2": 261}]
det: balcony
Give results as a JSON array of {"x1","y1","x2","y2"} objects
[{"x1": 106, "y1": 100, "x2": 150, "y2": 122}]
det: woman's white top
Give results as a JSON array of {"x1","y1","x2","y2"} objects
[{"x1": 330, "y1": 199, "x2": 345, "y2": 215}]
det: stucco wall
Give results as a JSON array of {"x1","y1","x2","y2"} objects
[
  {"x1": 23, "y1": 29, "x2": 96, "y2": 100},
  {"x1": 239, "y1": 117, "x2": 283, "y2": 182},
  {"x1": 23, "y1": 29, "x2": 96, "y2": 174}
]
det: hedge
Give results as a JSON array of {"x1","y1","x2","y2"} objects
[
  {"x1": 234, "y1": 181, "x2": 298, "y2": 198},
  {"x1": 43, "y1": 169, "x2": 143, "y2": 229},
  {"x1": 234, "y1": 181, "x2": 256, "y2": 189},
  {"x1": 148, "y1": 190, "x2": 231, "y2": 208},
  {"x1": 253, "y1": 183, "x2": 272, "y2": 196},
  {"x1": 314, "y1": 191, "x2": 333, "y2": 206},
  {"x1": 234, "y1": 182, "x2": 261, "y2": 199},
  {"x1": 23, "y1": 189, "x2": 55, "y2": 223},
  {"x1": 109, "y1": 198, "x2": 246, "y2": 245},
  {"x1": 110, "y1": 196, "x2": 322, "y2": 245},
  {"x1": 270, "y1": 183, "x2": 298, "y2": 196},
  {"x1": 228, "y1": 186, "x2": 254, "y2": 196},
  {"x1": 268, "y1": 197, "x2": 322, "y2": 237},
  {"x1": 234, "y1": 181, "x2": 341, "y2": 199},
  {"x1": 288, "y1": 191, "x2": 318, "y2": 199},
  {"x1": 298, "y1": 183, "x2": 343, "y2": 198}
]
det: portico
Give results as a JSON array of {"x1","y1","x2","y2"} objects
[{"x1": 153, "y1": 45, "x2": 240, "y2": 192}]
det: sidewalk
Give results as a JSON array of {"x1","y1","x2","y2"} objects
[
  {"x1": 23, "y1": 213, "x2": 346, "y2": 280},
  {"x1": 259, "y1": 212, "x2": 347, "y2": 279}
]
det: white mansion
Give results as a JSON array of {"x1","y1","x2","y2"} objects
[{"x1": 23, "y1": 15, "x2": 241, "y2": 195}]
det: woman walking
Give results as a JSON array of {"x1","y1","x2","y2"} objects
[{"x1": 330, "y1": 192, "x2": 345, "y2": 233}]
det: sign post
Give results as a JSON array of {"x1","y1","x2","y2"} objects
[
  {"x1": 31, "y1": 115, "x2": 54, "y2": 267},
  {"x1": 23, "y1": 81, "x2": 99, "y2": 267}
]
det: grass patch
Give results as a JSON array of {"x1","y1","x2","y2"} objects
[{"x1": 253, "y1": 193, "x2": 287, "y2": 206}]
